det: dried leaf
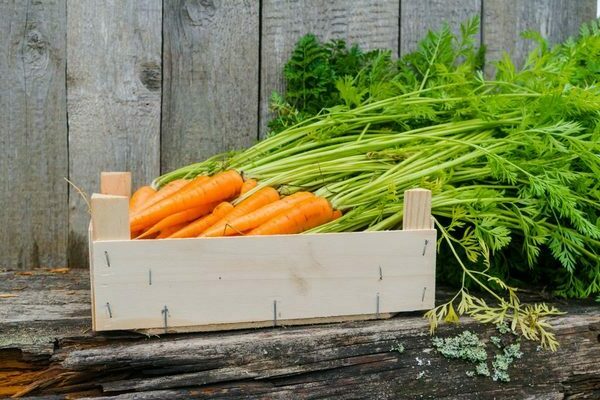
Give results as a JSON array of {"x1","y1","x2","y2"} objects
[
  {"x1": 49, "y1": 268, "x2": 69, "y2": 274},
  {"x1": 16, "y1": 271, "x2": 34, "y2": 276},
  {"x1": 0, "y1": 293, "x2": 18, "y2": 298}
]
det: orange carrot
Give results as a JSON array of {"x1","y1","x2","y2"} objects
[
  {"x1": 134, "y1": 178, "x2": 194, "y2": 215},
  {"x1": 206, "y1": 191, "x2": 314, "y2": 237},
  {"x1": 169, "y1": 202, "x2": 235, "y2": 238},
  {"x1": 248, "y1": 197, "x2": 334, "y2": 235},
  {"x1": 129, "y1": 186, "x2": 156, "y2": 214},
  {"x1": 156, "y1": 222, "x2": 189, "y2": 239},
  {"x1": 130, "y1": 170, "x2": 243, "y2": 232},
  {"x1": 136, "y1": 202, "x2": 219, "y2": 239},
  {"x1": 200, "y1": 187, "x2": 280, "y2": 237},
  {"x1": 332, "y1": 210, "x2": 342, "y2": 220},
  {"x1": 240, "y1": 179, "x2": 257, "y2": 194}
]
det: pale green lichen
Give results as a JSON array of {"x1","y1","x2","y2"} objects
[
  {"x1": 490, "y1": 336, "x2": 502, "y2": 349},
  {"x1": 390, "y1": 342, "x2": 405, "y2": 353},
  {"x1": 432, "y1": 331, "x2": 487, "y2": 364},
  {"x1": 433, "y1": 330, "x2": 523, "y2": 382},
  {"x1": 495, "y1": 322, "x2": 511, "y2": 334},
  {"x1": 492, "y1": 342, "x2": 523, "y2": 382},
  {"x1": 476, "y1": 362, "x2": 491, "y2": 377}
]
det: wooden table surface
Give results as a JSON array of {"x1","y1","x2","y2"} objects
[{"x1": 1, "y1": 268, "x2": 599, "y2": 399}]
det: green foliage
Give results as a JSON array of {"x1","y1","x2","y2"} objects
[
  {"x1": 267, "y1": 34, "x2": 388, "y2": 134},
  {"x1": 155, "y1": 18, "x2": 600, "y2": 349}
]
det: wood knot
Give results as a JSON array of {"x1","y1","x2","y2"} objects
[
  {"x1": 184, "y1": 0, "x2": 216, "y2": 26},
  {"x1": 28, "y1": 30, "x2": 45, "y2": 47},
  {"x1": 139, "y1": 62, "x2": 161, "y2": 91}
]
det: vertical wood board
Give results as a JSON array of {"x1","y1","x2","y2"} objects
[
  {"x1": 400, "y1": 0, "x2": 482, "y2": 55},
  {"x1": 67, "y1": 0, "x2": 161, "y2": 267},
  {"x1": 161, "y1": 0, "x2": 259, "y2": 173},
  {"x1": 92, "y1": 230, "x2": 436, "y2": 331},
  {"x1": 0, "y1": 0, "x2": 68, "y2": 269},
  {"x1": 260, "y1": 0, "x2": 400, "y2": 138},
  {"x1": 483, "y1": 0, "x2": 597, "y2": 71}
]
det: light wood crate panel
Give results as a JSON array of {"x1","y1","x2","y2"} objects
[{"x1": 91, "y1": 230, "x2": 436, "y2": 332}]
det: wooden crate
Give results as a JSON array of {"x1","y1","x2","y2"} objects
[{"x1": 89, "y1": 172, "x2": 436, "y2": 334}]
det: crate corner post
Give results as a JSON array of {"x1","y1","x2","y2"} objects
[
  {"x1": 403, "y1": 188, "x2": 436, "y2": 309},
  {"x1": 100, "y1": 171, "x2": 132, "y2": 198},
  {"x1": 89, "y1": 172, "x2": 131, "y2": 331}
]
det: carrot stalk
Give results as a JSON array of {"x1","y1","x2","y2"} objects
[
  {"x1": 200, "y1": 187, "x2": 280, "y2": 237},
  {"x1": 205, "y1": 191, "x2": 314, "y2": 237},
  {"x1": 169, "y1": 202, "x2": 235, "y2": 238},
  {"x1": 247, "y1": 197, "x2": 334, "y2": 235},
  {"x1": 136, "y1": 202, "x2": 219, "y2": 239},
  {"x1": 130, "y1": 170, "x2": 243, "y2": 232}
]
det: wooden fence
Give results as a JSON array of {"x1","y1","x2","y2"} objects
[{"x1": 1, "y1": 0, "x2": 597, "y2": 270}]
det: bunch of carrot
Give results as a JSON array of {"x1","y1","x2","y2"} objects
[{"x1": 128, "y1": 170, "x2": 341, "y2": 239}]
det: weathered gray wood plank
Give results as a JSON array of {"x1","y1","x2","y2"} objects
[
  {"x1": 260, "y1": 0, "x2": 400, "y2": 138},
  {"x1": 161, "y1": 0, "x2": 259, "y2": 173},
  {"x1": 66, "y1": 0, "x2": 162, "y2": 267},
  {"x1": 400, "y1": 0, "x2": 482, "y2": 55},
  {"x1": 0, "y1": 0, "x2": 68, "y2": 270},
  {"x1": 483, "y1": 0, "x2": 597, "y2": 70}
]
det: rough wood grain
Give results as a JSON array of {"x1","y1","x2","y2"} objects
[
  {"x1": 161, "y1": 0, "x2": 259, "y2": 173},
  {"x1": 0, "y1": 270, "x2": 91, "y2": 355},
  {"x1": 0, "y1": 270, "x2": 598, "y2": 399},
  {"x1": 0, "y1": 0, "x2": 68, "y2": 270},
  {"x1": 483, "y1": 0, "x2": 597, "y2": 70},
  {"x1": 403, "y1": 189, "x2": 433, "y2": 230},
  {"x1": 400, "y1": 0, "x2": 481, "y2": 55},
  {"x1": 260, "y1": 0, "x2": 400, "y2": 137},
  {"x1": 66, "y1": 0, "x2": 161, "y2": 268}
]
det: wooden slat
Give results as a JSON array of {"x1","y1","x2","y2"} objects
[
  {"x1": 483, "y1": 0, "x2": 597, "y2": 71},
  {"x1": 260, "y1": 0, "x2": 400, "y2": 138},
  {"x1": 91, "y1": 194, "x2": 129, "y2": 242},
  {"x1": 92, "y1": 230, "x2": 436, "y2": 331},
  {"x1": 161, "y1": 0, "x2": 259, "y2": 173},
  {"x1": 67, "y1": 0, "x2": 161, "y2": 267},
  {"x1": 403, "y1": 189, "x2": 433, "y2": 230},
  {"x1": 0, "y1": 0, "x2": 68, "y2": 270},
  {"x1": 100, "y1": 172, "x2": 132, "y2": 198},
  {"x1": 400, "y1": 0, "x2": 481, "y2": 55}
]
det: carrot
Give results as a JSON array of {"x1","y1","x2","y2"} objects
[
  {"x1": 133, "y1": 178, "x2": 194, "y2": 215},
  {"x1": 332, "y1": 210, "x2": 342, "y2": 220},
  {"x1": 129, "y1": 186, "x2": 156, "y2": 214},
  {"x1": 200, "y1": 187, "x2": 280, "y2": 237},
  {"x1": 205, "y1": 191, "x2": 314, "y2": 237},
  {"x1": 130, "y1": 170, "x2": 243, "y2": 232},
  {"x1": 247, "y1": 197, "x2": 334, "y2": 235},
  {"x1": 240, "y1": 179, "x2": 257, "y2": 194},
  {"x1": 136, "y1": 202, "x2": 219, "y2": 239},
  {"x1": 169, "y1": 202, "x2": 235, "y2": 238},
  {"x1": 156, "y1": 222, "x2": 189, "y2": 239}
]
